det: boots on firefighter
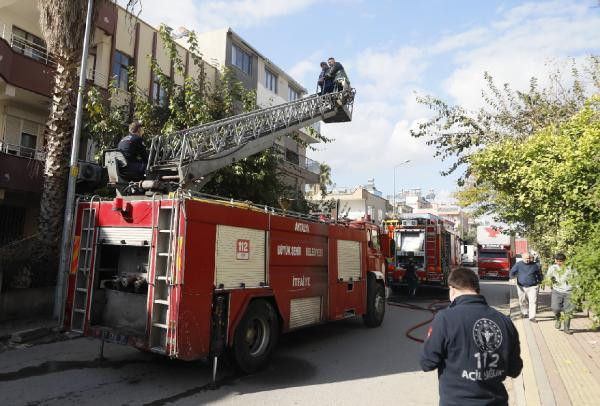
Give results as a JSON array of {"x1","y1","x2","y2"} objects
[
  {"x1": 554, "y1": 315, "x2": 562, "y2": 330},
  {"x1": 564, "y1": 316, "x2": 572, "y2": 335}
]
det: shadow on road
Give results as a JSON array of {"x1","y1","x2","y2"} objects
[{"x1": 0, "y1": 284, "x2": 512, "y2": 405}]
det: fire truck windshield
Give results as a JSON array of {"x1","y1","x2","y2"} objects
[{"x1": 396, "y1": 231, "x2": 425, "y2": 254}]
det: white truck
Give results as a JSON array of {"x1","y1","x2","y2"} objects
[{"x1": 461, "y1": 244, "x2": 478, "y2": 266}]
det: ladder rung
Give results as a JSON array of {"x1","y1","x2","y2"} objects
[
  {"x1": 82, "y1": 228, "x2": 95, "y2": 231},
  {"x1": 76, "y1": 288, "x2": 87, "y2": 293},
  {"x1": 156, "y1": 276, "x2": 168, "y2": 281},
  {"x1": 152, "y1": 323, "x2": 168, "y2": 329},
  {"x1": 154, "y1": 300, "x2": 169, "y2": 305},
  {"x1": 158, "y1": 253, "x2": 172, "y2": 257},
  {"x1": 159, "y1": 230, "x2": 172, "y2": 233},
  {"x1": 160, "y1": 206, "x2": 173, "y2": 210},
  {"x1": 150, "y1": 346, "x2": 166, "y2": 354},
  {"x1": 73, "y1": 308, "x2": 86, "y2": 313}
]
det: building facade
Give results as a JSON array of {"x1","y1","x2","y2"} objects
[
  {"x1": 194, "y1": 27, "x2": 321, "y2": 191},
  {"x1": 0, "y1": 2, "x2": 320, "y2": 246},
  {"x1": 308, "y1": 179, "x2": 391, "y2": 225}
]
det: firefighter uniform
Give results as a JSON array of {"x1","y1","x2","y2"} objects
[{"x1": 421, "y1": 295, "x2": 523, "y2": 406}]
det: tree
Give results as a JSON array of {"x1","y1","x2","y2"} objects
[
  {"x1": 84, "y1": 25, "x2": 318, "y2": 210},
  {"x1": 411, "y1": 58, "x2": 600, "y2": 183}
]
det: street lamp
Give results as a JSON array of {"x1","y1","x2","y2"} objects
[{"x1": 393, "y1": 159, "x2": 411, "y2": 218}]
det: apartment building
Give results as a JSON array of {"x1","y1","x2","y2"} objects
[
  {"x1": 193, "y1": 27, "x2": 321, "y2": 191},
  {"x1": 0, "y1": 0, "x2": 219, "y2": 243},
  {"x1": 308, "y1": 179, "x2": 391, "y2": 225}
]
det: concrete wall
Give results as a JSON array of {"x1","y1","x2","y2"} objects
[{"x1": 0, "y1": 286, "x2": 54, "y2": 322}]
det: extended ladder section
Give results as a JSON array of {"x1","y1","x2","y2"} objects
[
  {"x1": 71, "y1": 206, "x2": 96, "y2": 333},
  {"x1": 149, "y1": 201, "x2": 180, "y2": 354},
  {"x1": 146, "y1": 88, "x2": 355, "y2": 187}
]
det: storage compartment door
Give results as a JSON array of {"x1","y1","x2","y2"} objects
[
  {"x1": 337, "y1": 240, "x2": 361, "y2": 281},
  {"x1": 215, "y1": 225, "x2": 266, "y2": 289}
]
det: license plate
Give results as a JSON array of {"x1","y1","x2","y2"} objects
[{"x1": 101, "y1": 330, "x2": 129, "y2": 345}]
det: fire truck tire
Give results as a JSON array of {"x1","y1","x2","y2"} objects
[
  {"x1": 232, "y1": 299, "x2": 279, "y2": 373},
  {"x1": 363, "y1": 281, "x2": 385, "y2": 327}
]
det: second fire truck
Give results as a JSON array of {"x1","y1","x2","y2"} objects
[{"x1": 384, "y1": 213, "x2": 462, "y2": 290}]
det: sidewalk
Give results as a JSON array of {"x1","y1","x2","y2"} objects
[
  {"x1": 0, "y1": 317, "x2": 60, "y2": 352},
  {"x1": 507, "y1": 286, "x2": 600, "y2": 406}
]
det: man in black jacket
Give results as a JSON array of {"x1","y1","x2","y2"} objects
[
  {"x1": 117, "y1": 121, "x2": 149, "y2": 181},
  {"x1": 421, "y1": 268, "x2": 523, "y2": 406},
  {"x1": 325, "y1": 57, "x2": 349, "y2": 92},
  {"x1": 509, "y1": 252, "x2": 542, "y2": 322}
]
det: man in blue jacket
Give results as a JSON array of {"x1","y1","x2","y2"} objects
[
  {"x1": 421, "y1": 268, "x2": 523, "y2": 406},
  {"x1": 509, "y1": 252, "x2": 542, "y2": 322}
]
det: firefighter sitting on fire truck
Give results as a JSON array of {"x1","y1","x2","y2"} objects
[{"x1": 117, "y1": 120, "x2": 149, "y2": 181}]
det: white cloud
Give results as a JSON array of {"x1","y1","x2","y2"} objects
[
  {"x1": 123, "y1": 0, "x2": 320, "y2": 32},
  {"x1": 444, "y1": 1, "x2": 600, "y2": 109}
]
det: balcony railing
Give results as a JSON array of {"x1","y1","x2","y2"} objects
[
  {"x1": 0, "y1": 23, "x2": 57, "y2": 67},
  {"x1": 0, "y1": 141, "x2": 46, "y2": 161},
  {"x1": 274, "y1": 145, "x2": 320, "y2": 175}
]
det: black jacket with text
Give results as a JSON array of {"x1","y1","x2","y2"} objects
[{"x1": 420, "y1": 295, "x2": 523, "y2": 406}]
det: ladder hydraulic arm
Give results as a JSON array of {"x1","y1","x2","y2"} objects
[{"x1": 143, "y1": 88, "x2": 355, "y2": 189}]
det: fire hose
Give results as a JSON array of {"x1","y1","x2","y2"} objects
[{"x1": 387, "y1": 299, "x2": 450, "y2": 343}]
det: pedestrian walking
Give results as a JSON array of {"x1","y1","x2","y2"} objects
[
  {"x1": 509, "y1": 252, "x2": 542, "y2": 322},
  {"x1": 421, "y1": 267, "x2": 523, "y2": 406},
  {"x1": 546, "y1": 253, "x2": 576, "y2": 334}
]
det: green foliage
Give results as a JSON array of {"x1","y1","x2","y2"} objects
[
  {"x1": 570, "y1": 224, "x2": 600, "y2": 324},
  {"x1": 83, "y1": 24, "x2": 319, "y2": 211}
]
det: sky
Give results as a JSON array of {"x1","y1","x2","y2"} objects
[{"x1": 127, "y1": 0, "x2": 600, "y2": 202}]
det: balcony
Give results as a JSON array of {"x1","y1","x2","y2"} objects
[
  {"x1": 0, "y1": 141, "x2": 44, "y2": 193},
  {"x1": 0, "y1": 26, "x2": 55, "y2": 96},
  {"x1": 275, "y1": 145, "x2": 320, "y2": 184}
]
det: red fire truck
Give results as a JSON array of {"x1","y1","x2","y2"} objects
[
  {"x1": 476, "y1": 226, "x2": 515, "y2": 279},
  {"x1": 384, "y1": 213, "x2": 462, "y2": 289},
  {"x1": 63, "y1": 88, "x2": 390, "y2": 373}
]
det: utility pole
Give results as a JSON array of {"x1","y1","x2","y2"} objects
[
  {"x1": 393, "y1": 160, "x2": 410, "y2": 218},
  {"x1": 55, "y1": 0, "x2": 94, "y2": 321}
]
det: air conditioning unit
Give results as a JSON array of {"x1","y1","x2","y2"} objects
[{"x1": 77, "y1": 160, "x2": 103, "y2": 183}]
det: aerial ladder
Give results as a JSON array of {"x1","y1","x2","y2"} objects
[{"x1": 105, "y1": 87, "x2": 356, "y2": 195}]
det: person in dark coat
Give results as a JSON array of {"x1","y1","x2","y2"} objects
[
  {"x1": 325, "y1": 57, "x2": 349, "y2": 92},
  {"x1": 317, "y1": 61, "x2": 334, "y2": 95},
  {"x1": 117, "y1": 120, "x2": 148, "y2": 181},
  {"x1": 421, "y1": 268, "x2": 523, "y2": 406},
  {"x1": 404, "y1": 258, "x2": 418, "y2": 298},
  {"x1": 509, "y1": 252, "x2": 543, "y2": 322}
]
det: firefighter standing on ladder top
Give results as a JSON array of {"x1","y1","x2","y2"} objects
[{"x1": 421, "y1": 268, "x2": 523, "y2": 406}]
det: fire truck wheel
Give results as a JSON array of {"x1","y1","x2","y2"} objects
[
  {"x1": 363, "y1": 281, "x2": 385, "y2": 327},
  {"x1": 233, "y1": 300, "x2": 279, "y2": 373}
]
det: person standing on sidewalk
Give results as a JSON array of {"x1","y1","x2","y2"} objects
[
  {"x1": 421, "y1": 268, "x2": 523, "y2": 406},
  {"x1": 546, "y1": 253, "x2": 576, "y2": 334},
  {"x1": 510, "y1": 252, "x2": 543, "y2": 322}
]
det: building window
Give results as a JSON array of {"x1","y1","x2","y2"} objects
[
  {"x1": 288, "y1": 86, "x2": 300, "y2": 101},
  {"x1": 11, "y1": 26, "x2": 48, "y2": 63},
  {"x1": 151, "y1": 75, "x2": 168, "y2": 106},
  {"x1": 231, "y1": 44, "x2": 252, "y2": 75},
  {"x1": 19, "y1": 133, "x2": 37, "y2": 159},
  {"x1": 112, "y1": 51, "x2": 131, "y2": 90},
  {"x1": 265, "y1": 69, "x2": 277, "y2": 93}
]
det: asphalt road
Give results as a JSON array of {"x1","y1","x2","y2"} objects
[{"x1": 0, "y1": 275, "x2": 511, "y2": 406}]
